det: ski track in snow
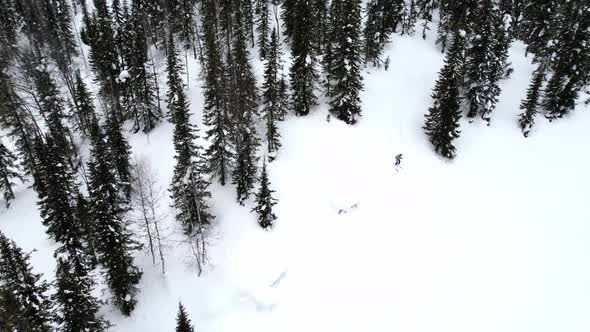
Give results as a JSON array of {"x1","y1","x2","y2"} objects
[{"x1": 2, "y1": 26, "x2": 590, "y2": 332}]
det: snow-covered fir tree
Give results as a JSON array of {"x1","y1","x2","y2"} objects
[
  {"x1": 261, "y1": 29, "x2": 286, "y2": 160},
  {"x1": 464, "y1": 0, "x2": 504, "y2": 125},
  {"x1": 0, "y1": 231, "x2": 53, "y2": 332},
  {"x1": 436, "y1": 0, "x2": 476, "y2": 52},
  {"x1": 105, "y1": 111, "x2": 133, "y2": 200},
  {"x1": 289, "y1": 0, "x2": 319, "y2": 116},
  {"x1": 255, "y1": 0, "x2": 270, "y2": 59},
  {"x1": 202, "y1": 0, "x2": 234, "y2": 186},
  {"x1": 363, "y1": 0, "x2": 404, "y2": 67},
  {"x1": 87, "y1": 116, "x2": 142, "y2": 316},
  {"x1": 252, "y1": 159, "x2": 278, "y2": 229},
  {"x1": 542, "y1": 1, "x2": 590, "y2": 121},
  {"x1": 0, "y1": 140, "x2": 24, "y2": 208},
  {"x1": 125, "y1": 0, "x2": 161, "y2": 133},
  {"x1": 230, "y1": 10, "x2": 261, "y2": 204},
  {"x1": 519, "y1": 65, "x2": 546, "y2": 137},
  {"x1": 401, "y1": 0, "x2": 418, "y2": 36},
  {"x1": 167, "y1": 34, "x2": 214, "y2": 236},
  {"x1": 327, "y1": 0, "x2": 364, "y2": 124},
  {"x1": 176, "y1": 302, "x2": 195, "y2": 332},
  {"x1": 423, "y1": 31, "x2": 466, "y2": 159},
  {"x1": 72, "y1": 71, "x2": 98, "y2": 139},
  {"x1": 54, "y1": 257, "x2": 109, "y2": 332}
]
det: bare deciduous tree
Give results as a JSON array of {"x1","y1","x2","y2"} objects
[{"x1": 131, "y1": 157, "x2": 167, "y2": 275}]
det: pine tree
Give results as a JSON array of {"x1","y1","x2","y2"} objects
[
  {"x1": 520, "y1": 0, "x2": 558, "y2": 58},
  {"x1": 0, "y1": 140, "x2": 24, "y2": 208},
  {"x1": 519, "y1": 65, "x2": 545, "y2": 137},
  {"x1": 464, "y1": 0, "x2": 504, "y2": 125},
  {"x1": 105, "y1": 112, "x2": 133, "y2": 200},
  {"x1": 202, "y1": 0, "x2": 234, "y2": 186},
  {"x1": 54, "y1": 258, "x2": 109, "y2": 332},
  {"x1": 261, "y1": 29, "x2": 285, "y2": 160},
  {"x1": 327, "y1": 0, "x2": 364, "y2": 124},
  {"x1": 289, "y1": 0, "x2": 318, "y2": 116},
  {"x1": 542, "y1": 1, "x2": 590, "y2": 120},
  {"x1": 0, "y1": 69, "x2": 39, "y2": 176},
  {"x1": 87, "y1": 116, "x2": 142, "y2": 316},
  {"x1": 436, "y1": 0, "x2": 476, "y2": 52},
  {"x1": 230, "y1": 11, "x2": 260, "y2": 204},
  {"x1": 312, "y1": 0, "x2": 330, "y2": 53},
  {"x1": 363, "y1": 0, "x2": 404, "y2": 67},
  {"x1": 176, "y1": 302, "x2": 195, "y2": 332},
  {"x1": 167, "y1": 34, "x2": 214, "y2": 236},
  {"x1": 252, "y1": 159, "x2": 277, "y2": 229},
  {"x1": 73, "y1": 71, "x2": 98, "y2": 138},
  {"x1": 401, "y1": 0, "x2": 418, "y2": 36},
  {"x1": 35, "y1": 134, "x2": 80, "y2": 242},
  {"x1": 126, "y1": 0, "x2": 161, "y2": 133},
  {"x1": 423, "y1": 31, "x2": 465, "y2": 159},
  {"x1": 255, "y1": 0, "x2": 270, "y2": 59},
  {"x1": 31, "y1": 60, "x2": 79, "y2": 169},
  {"x1": 0, "y1": 231, "x2": 53, "y2": 332}
]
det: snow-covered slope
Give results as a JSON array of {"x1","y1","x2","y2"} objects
[{"x1": 2, "y1": 30, "x2": 590, "y2": 332}]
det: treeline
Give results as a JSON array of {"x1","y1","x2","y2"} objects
[{"x1": 0, "y1": 0, "x2": 589, "y2": 329}]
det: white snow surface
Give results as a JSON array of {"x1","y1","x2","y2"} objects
[{"x1": 2, "y1": 32, "x2": 590, "y2": 332}]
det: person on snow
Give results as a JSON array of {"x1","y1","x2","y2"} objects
[{"x1": 394, "y1": 153, "x2": 403, "y2": 166}]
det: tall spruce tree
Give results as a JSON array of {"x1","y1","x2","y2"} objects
[
  {"x1": 363, "y1": 0, "x2": 404, "y2": 67},
  {"x1": 520, "y1": 0, "x2": 558, "y2": 58},
  {"x1": 464, "y1": 0, "x2": 504, "y2": 125},
  {"x1": 327, "y1": 0, "x2": 364, "y2": 124},
  {"x1": 54, "y1": 258, "x2": 109, "y2": 332},
  {"x1": 252, "y1": 159, "x2": 277, "y2": 229},
  {"x1": 289, "y1": 0, "x2": 318, "y2": 116},
  {"x1": 261, "y1": 29, "x2": 285, "y2": 160},
  {"x1": 255, "y1": 0, "x2": 270, "y2": 59},
  {"x1": 126, "y1": 0, "x2": 161, "y2": 133},
  {"x1": 87, "y1": 116, "x2": 142, "y2": 316},
  {"x1": 423, "y1": 31, "x2": 466, "y2": 159},
  {"x1": 0, "y1": 140, "x2": 24, "y2": 208},
  {"x1": 230, "y1": 10, "x2": 260, "y2": 204},
  {"x1": 176, "y1": 302, "x2": 195, "y2": 332},
  {"x1": 0, "y1": 231, "x2": 53, "y2": 332},
  {"x1": 436, "y1": 0, "x2": 476, "y2": 52},
  {"x1": 519, "y1": 65, "x2": 545, "y2": 137},
  {"x1": 167, "y1": 34, "x2": 214, "y2": 236},
  {"x1": 542, "y1": 1, "x2": 590, "y2": 120},
  {"x1": 202, "y1": 0, "x2": 234, "y2": 186},
  {"x1": 72, "y1": 71, "x2": 98, "y2": 139},
  {"x1": 105, "y1": 111, "x2": 133, "y2": 200}
]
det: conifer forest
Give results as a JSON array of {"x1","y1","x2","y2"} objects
[{"x1": 1, "y1": 0, "x2": 589, "y2": 331}]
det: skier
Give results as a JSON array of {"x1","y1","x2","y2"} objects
[{"x1": 394, "y1": 153, "x2": 403, "y2": 167}]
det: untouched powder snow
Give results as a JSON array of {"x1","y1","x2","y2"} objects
[{"x1": 2, "y1": 32, "x2": 590, "y2": 332}]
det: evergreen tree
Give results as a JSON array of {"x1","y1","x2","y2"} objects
[
  {"x1": 255, "y1": 0, "x2": 270, "y2": 59},
  {"x1": 202, "y1": 0, "x2": 234, "y2": 186},
  {"x1": 167, "y1": 34, "x2": 214, "y2": 235},
  {"x1": 0, "y1": 231, "x2": 53, "y2": 332},
  {"x1": 261, "y1": 29, "x2": 285, "y2": 160},
  {"x1": 87, "y1": 116, "x2": 142, "y2": 316},
  {"x1": 327, "y1": 0, "x2": 364, "y2": 124},
  {"x1": 436, "y1": 0, "x2": 476, "y2": 52},
  {"x1": 105, "y1": 112, "x2": 133, "y2": 200},
  {"x1": 126, "y1": 0, "x2": 161, "y2": 133},
  {"x1": 31, "y1": 60, "x2": 79, "y2": 170},
  {"x1": 230, "y1": 11, "x2": 260, "y2": 204},
  {"x1": 423, "y1": 31, "x2": 465, "y2": 159},
  {"x1": 464, "y1": 0, "x2": 504, "y2": 125},
  {"x1": 401, "y1": 0, "x2": 418, "y2": 36},
  {"x1": 252, "y1": 159, "x2": 277, "y2": 229},
  {"x1": 72, "y1": 71, "x2": 98, "y2": 138},
  {"x1": 0, "y1": 140, "x2": 24, "y2": 208},
  {"x1": 0, "y1": 69, "x2": 39, "y2": 176},
  {"x1": 520, "y1": 0, "x2": 558, "y2": 58},
  {"x1": 312, "y1": 0, "x2": 330, "y2": 53},
  {"x1": 363, "y1": 0, "x2": 404, "y2": 67},
  {"x1": 176, "y1": 302, "x2": 195, "y2": 332},
  {"x1": 54, "y1": 258, "x2": 109, "y2": 332},
  {"x1": 542, "y1": 1, "x2": 590, "y2": 120},
  {"x1": 0, "y1": 0, "x2": 19, "y2": 48},
  {"x1": 519, "y1": 65, "x2": 545, "y2": 137},
  {"x1": 169, "y1": 0, "x2": 196, "y2": 46},
  {"x1": 289, "y1": 0, "x2": 318, "y2": 116}
]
